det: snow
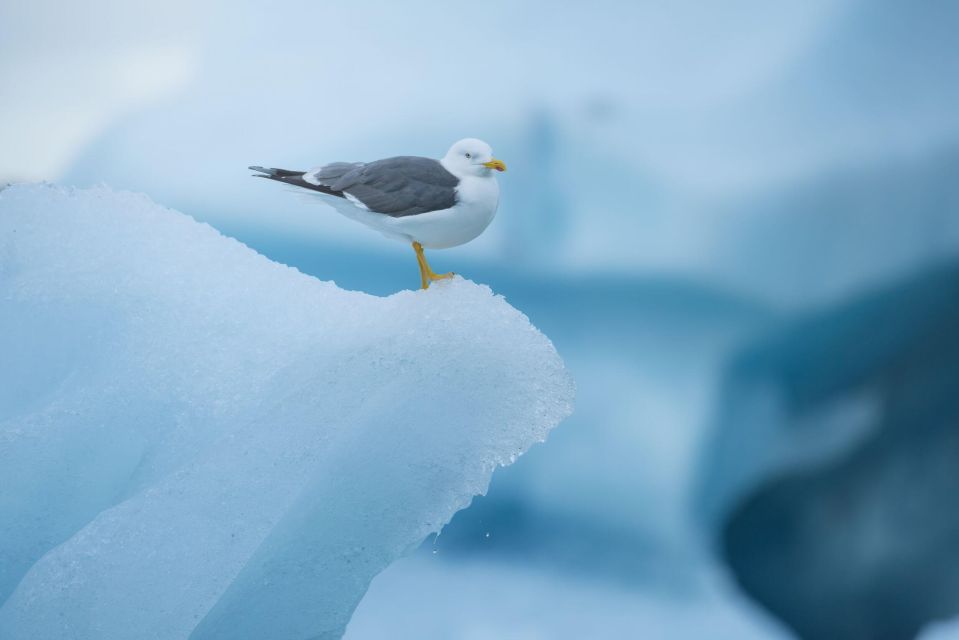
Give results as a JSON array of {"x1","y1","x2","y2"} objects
[{"x1": 0, "y1": 184, "x2": 574, "y2": 639}]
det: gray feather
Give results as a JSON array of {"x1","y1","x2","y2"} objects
[
  {"x1": 331, "y1": 156, "x2": 459, "y2": 217},
  {"x1": 311, "y1": 162, "x2": 363, "y2": 185}
]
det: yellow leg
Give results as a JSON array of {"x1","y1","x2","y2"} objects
[{"x1": 412, "y1": 242, "x2": 454, "y2": 289}]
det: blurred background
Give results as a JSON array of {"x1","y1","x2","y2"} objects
[{"x1": 3, "y1": 0, "x2": 959, "y2": 637}]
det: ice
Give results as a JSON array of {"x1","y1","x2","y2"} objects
[
  {"x1": 924, "y1": 618, "x2": 959, "y2": 640},
  {"x1": 695, "y1": 262, "x2": 959, "y2": 638},
  {"x1": 427, "y1": 278, "x2": 771, "y2": 577},
  {"x1": 0, "y1": 184, "x2": 573, "y2": 639}
]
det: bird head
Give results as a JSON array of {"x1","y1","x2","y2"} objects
[{"x1": 442, "y1": 138, "x2": 506, "y2": 177}]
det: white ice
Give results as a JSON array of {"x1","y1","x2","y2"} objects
[{"x1": 0, "y1": 184, "x2": 573, "y2": 639}]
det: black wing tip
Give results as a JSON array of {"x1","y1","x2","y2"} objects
[
  {"x1": 249, "y1": 166, "x2": 311, "y2": 180},
  {"x1": 249, "y1": 165, "x2": 282, "y2": 178},
  {"x1": 248, "y1": 168, "x2": 347, "y2": 199}
]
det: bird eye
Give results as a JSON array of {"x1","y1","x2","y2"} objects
[{"x1": 465, "y1": 152, "x2": 471, "y2": 159}]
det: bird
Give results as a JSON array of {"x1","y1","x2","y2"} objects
[{"x1": 250, "y1": 138, "x2": 506, "y2": 289}]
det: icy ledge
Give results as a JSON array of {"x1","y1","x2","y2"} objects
[{"x1": 0, "y1": 184, "x2": 574, "y2": 640}]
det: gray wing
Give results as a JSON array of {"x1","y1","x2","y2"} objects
[
  {"x1": 318, "y1": 156, "x2": 460, "y2": 217},
  {"x1": 308, "y1": 162, "x2": 363, "y2": 186}
]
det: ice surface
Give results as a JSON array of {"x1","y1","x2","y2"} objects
[{"x1": 0, "y1": 184, "x2": 573, "y2": 639}]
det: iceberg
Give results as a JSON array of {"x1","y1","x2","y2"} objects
[
  {"x1": 695, "y1": 262, "x2": 959, "y2": 639},
  {"x1": 0, "y1": 184, "x2": 573, "y2": 639}
]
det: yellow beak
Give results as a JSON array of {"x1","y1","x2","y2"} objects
[{"x1": 483, "y1": 158, "x2": 507, "y2": 172}]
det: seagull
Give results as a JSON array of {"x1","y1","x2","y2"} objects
[{"x1": 250, "y1": 138, "x2": 506, "y2": 289}]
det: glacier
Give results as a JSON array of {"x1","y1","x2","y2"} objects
[{"x1": 0, "y1": 184, "x2": 574, "y2": 639}]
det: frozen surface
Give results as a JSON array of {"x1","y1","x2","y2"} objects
[{"x1": 0, "y1": 184, "x2": 573, "y2": 639}]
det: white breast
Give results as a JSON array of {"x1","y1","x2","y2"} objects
[{"x1": 380, "y1": 174, "x2": 500, "y2": 249}]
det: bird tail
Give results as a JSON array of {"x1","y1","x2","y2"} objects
[
  {"x1": 248, "y1": 166, "x2": 345, "y2": 198},
  {"x1": 249, "y1": 166, "x2": 305, "y2": 179}
]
